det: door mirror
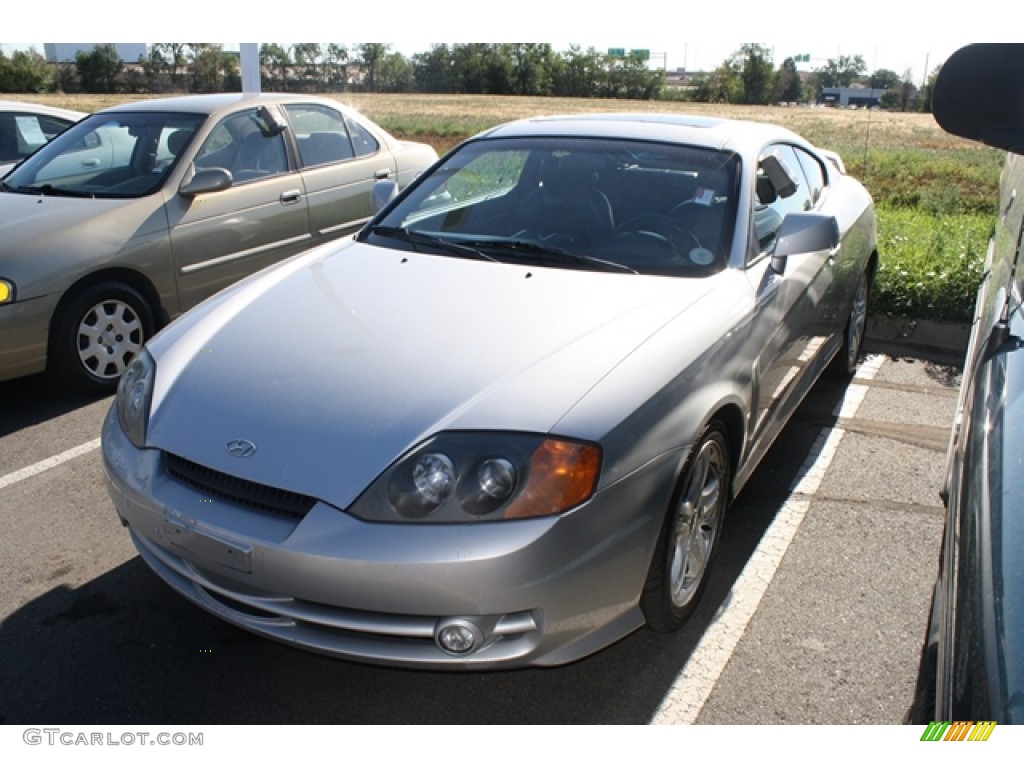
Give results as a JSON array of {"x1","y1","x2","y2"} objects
[
  {"x1": 180, "y1": 167, "x2": 233, "y2": 197},
  {"x1": 372, "y1": 179, "x2": 398, "y2": 212},
  {"x1": 771, "y1": 213, "x2": 839, "y2": 274}
]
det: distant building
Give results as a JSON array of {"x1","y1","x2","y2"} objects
[
  {"x1": 44, "y1": 43, "x2": 147, "y2": 63},
  {"x1": 817, "y1": 87, "x2": 886, "y2": 108}
]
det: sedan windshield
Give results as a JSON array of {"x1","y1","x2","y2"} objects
[
  {"x1": 3, "y1": 111, "x2": 204, "y2": 199},
  {"x1": 364, "y1": 136, "x2": 739, "y2": 276}
]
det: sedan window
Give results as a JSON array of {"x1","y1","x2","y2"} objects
[
  {"x1": 0, "y1": 113, "x2": 74, "y2": 163},
  {"x1": 284, "y1": 103, "x2": 356, "y2": 167},
  {"x1": 194, "y1": 109, "x2": 289, "y2": 183},
  {"x1": 4, "y1": 111, "x2": 204, "y2": 198}
]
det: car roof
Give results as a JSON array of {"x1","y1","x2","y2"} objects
[
  {"x1": 96, "y1": 93, "x2": 355, "y2": 118},
  {"x1": 0, "y1": 100, "x2": 86, "y2": 120},
  {"x1": 477, "y1": 112, "x2": 808, "y2": 155}
]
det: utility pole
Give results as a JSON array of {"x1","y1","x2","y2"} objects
[{"x1": 240, "y1": 43, "x2": 260, "y2": 94}]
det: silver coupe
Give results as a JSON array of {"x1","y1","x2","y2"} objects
[{"x1": 102, "y1": 113, "x2": 877, "y2": 669}]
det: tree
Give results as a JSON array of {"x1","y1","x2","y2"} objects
[
  {"x1": 0, "y1": 48, "x2": 52, "y2": 92},
  {"x1": 259, "y1": 43, "x2": 290, "y2": 89},
  {"x1": 692, "y1": 61, "x2": 742, "y2": 103},
  {"x1": 357, "y1": 43, "x2": 390, "y2": 91},
  {"x1": 152, "y1": 43, "x2": 189, "y2": 90},
  {"x1": 189, "y1": 44, "x2": 237, "y2": 92},
  {"x1": 509, "y1": 43, "x2": 555, "y2": 96},
  {"x1": 732, "y1": 44, "x2": 774, "y2": 104},
  {"x1": 376, "y1": 52, "x2": 415, "y2": 92},
  {"x1": 76, "y1": 44, "x2": 123, "y2": 93},
  {"x1": 817, "y1": 54, "x2": 867, "y2": 88},
  {"x1": 323, "y1": 43, "x2": 349, "y2": 90},
  {"x1": 551, "y1": 46, "x2": 604, "y2": 98},
  {"x1": 413, "y1": 45, "x2": 455, "y2": 93},
  {"x1": 772, "y1": 57, "x2": 804, "y2": 104},
  {"x1": 869, "y1": 68, "x2": 901, "y2": 90},
  {"x1": 292, "y1": 43, "x2": 322, "y2": 91}
]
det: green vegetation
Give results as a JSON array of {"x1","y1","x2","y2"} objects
[{"x1": 874, "y1": 209, "x2": 993, "y2": 322}]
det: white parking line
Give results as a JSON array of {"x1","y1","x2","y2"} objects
[
  {"x1": 651, "y1": 354, "x2": 883, "y2": 724},
  {"x1": 0, "y1": 438, "x2": 101, "y2": 492}
]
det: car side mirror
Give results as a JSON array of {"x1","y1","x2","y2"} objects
[
  {"x1": 372, "y1": 179, "x2": 398, "y2": 212},
  {"x1": 771, "y1": 213, "x2": 839, "y2": 274},
  {"x1": 179, "y1": 167, "x2": 233, "y2": 197}
]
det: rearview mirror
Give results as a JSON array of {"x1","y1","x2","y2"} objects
[
  {"x1": 933, "y1": 44, "x2": 1024, "y2": 152},
  {"x1": 179, "y1": 167, "x2": 233, "y2": 197},
  {"x1": 771, "y1": 213, "x2": 839, "y2": 274},
  {"x1": 372, "y1": 179, "x2": 398, "y2": 212}
]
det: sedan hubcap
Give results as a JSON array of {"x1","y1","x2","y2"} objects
[
  {"x1": 77, "y1": 300, "x2": 143, "y2": 380},
  {"x1": 670, "y1": 438, "x2": 725, "y2": 608}
]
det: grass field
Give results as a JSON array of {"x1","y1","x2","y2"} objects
[{"x1": 6, "y1": 92, "x2": 1002, "y2": 323}]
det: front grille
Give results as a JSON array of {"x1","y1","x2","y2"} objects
[{"x1": 164, "y1": 452, "x2": 316, "y2": 519}]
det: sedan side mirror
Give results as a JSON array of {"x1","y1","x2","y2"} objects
[
  {"x1": 372, "y1": 179, "x2": 398, "y2": 212},
  {"x1": 771, "y1": 213, "x2": 839, "y2": 274},
  {"x1": 179, "y1": 167, "x2": 233, "y2": 197}
]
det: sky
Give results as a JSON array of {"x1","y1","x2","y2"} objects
[{"x1": 3, "y1": 0, "x2": 1014, "y2": 86}]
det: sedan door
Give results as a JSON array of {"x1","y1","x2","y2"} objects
[
  {"x1": 283, "y1": 103, "x2": 396, "y2": 244},
  {"x1": 165, "y1": 107, "x2": 313, "y2": 312}
]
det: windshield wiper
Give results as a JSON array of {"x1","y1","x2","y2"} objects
[
  {"x1": 8, "y1": 183, "x2": 95, "y2": 198},
  {"x1": 463, "y1": 238, "x2": 638, "y2": 274},
  {"x1": 368, "y1": 226, "x2": 498, "y2": 262}
]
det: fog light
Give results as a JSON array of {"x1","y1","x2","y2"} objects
[{"x1": 436, "y1": 618, "x2": 483, "y2": 655}]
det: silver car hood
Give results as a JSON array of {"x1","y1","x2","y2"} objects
[{"x1": 147, "y1": 240, "x2": 716, "y2": 509}]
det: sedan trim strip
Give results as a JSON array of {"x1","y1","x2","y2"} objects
[
  {"x1": 179, "y1": 234, "x2": 312, "y2": 275},
  {"x1": 319, "y1": 216, "x2": 372, "y2": 236}
]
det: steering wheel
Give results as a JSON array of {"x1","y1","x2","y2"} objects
[{"x1": 616, "y1": 214, "x2": 700, "y2": 255}]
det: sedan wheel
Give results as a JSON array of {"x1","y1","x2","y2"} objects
[
  {"x1": 51, "y1": 282, "x2": 155, "y2": 394},
  {"x1": 642, "y1": 422, "x2": 731, "y2": 632}
]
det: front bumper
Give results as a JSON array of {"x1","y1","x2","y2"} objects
[
  {"x1": 0, "y1": 294, "x2": 56, "y2": 382},
  {"x1": 101, "y1": 407, "x2": 681, "y2": 669}
]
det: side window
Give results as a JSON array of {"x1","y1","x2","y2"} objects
[
  {"x1": 345, "y1": 115, "x2": 379, "y2": 158},
  {"x1": 0, "y1": 114, "x2": 73, "y2": 161},
  {"x1": 754, "y1": 144, "x2": 812, "y2": 251},
  {"x1": 793, "y1": 147, "x2": 827, "y2": 207},
  {"x1": 284, "y1": 104, "x2": 355, "y2": 167},
  {"x1": 194, "y1": 110, "x2": 289, "y2": 183}
]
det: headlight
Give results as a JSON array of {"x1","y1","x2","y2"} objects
[
  {"x1": 116, "y1": 348, "x2": 156, "y2": 448},
  {"x1": 351, "y1": 432, "x2": 601, "y2": 523},
  {"x1": 0, "y1": 279, "x2": 14, "y2": 304}
]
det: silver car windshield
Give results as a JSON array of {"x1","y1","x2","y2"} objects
[
  {"x1": 3, "y1": 111, "x2": 204, "y2": 199},
  {"x1": 367, "y1": 136, "x2": 739, "y2": 276}
]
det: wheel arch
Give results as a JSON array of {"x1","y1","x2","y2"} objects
[
  {"x1": 47, "y1": 267, "x2": 168, "y2": 349},
  {"x1": 708, "y1": 402, "x2": 745, "y2": 502}
]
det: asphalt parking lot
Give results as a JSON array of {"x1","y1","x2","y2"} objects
[{"x1": 0, "y1": 335, "x2": 959, "y2": 724}]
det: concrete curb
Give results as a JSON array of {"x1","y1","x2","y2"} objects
[{"x1": 865, "y1": 315, "x2": 969, "y2": 363}]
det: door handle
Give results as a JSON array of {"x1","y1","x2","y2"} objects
[
  {"x1": 280, "y1": 189, "x2": 303, "y2": 204},
  {"x1": 374, "y1": 169, "x2": 392, "y2": 180},
  {"x1": 81, "y1": 158, "x2": 100, "y2": 168}
]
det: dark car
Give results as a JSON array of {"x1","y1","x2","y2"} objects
[{"x1": 910, "y1": 43, "x2": 1024, "y2": 724}]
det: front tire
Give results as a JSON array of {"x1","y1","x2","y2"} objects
[
  {"x1": 50, "y1": 282, "x2": 154, "y2": 394},
  {"x1": 830, "y1": 270, "x2": 870, "y2": 379},
  {"x1": 641, "y1": 421, "x2": 731, "y2": 632}
]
